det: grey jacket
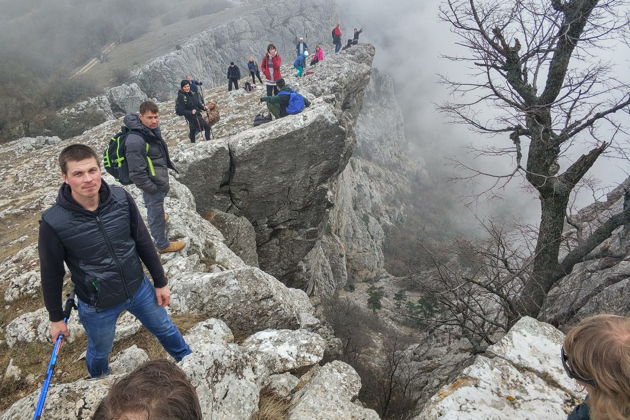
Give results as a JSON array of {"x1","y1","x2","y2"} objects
[{"x1": 123, "y1": 114, "x2": 176, "y2": 194}]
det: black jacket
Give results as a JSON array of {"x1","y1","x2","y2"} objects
[
  {"x1": 227, "y1": 64, "x2": 241, "y2": 80},
  {"x1": 124, "y1": 114, "x2": 176, "y2": 194},
  {"x1": 567, "y1": 402, "x2": 589, "y2": 420},
  {"x1": 176, "y1": 90, "x2": 205, "y2": 119},
  {"x1": 39, "y1": 182, "x2": 166, "y2": 321}
]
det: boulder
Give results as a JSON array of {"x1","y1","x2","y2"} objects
[
  {"x1": 416, "y1": 317, "x2": 586, "y2": 420},
  {"x1": 106, "y1": 83, "x2": 148, "y2": 116},
  {"x1": 288, "y1": 361, "x2": 379, "y2": 420}
]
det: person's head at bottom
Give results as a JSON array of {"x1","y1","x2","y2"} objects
[
  {"x1": 92, "y1": 359, "x2": 201, "y2": 420},
  {"x1": 562, "y1": 314, "x2": 630, "y2": 420}
]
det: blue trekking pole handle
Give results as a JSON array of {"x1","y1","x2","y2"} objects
[{"x1": 33, "y1": 290, "x2": 76, "y2": 420}]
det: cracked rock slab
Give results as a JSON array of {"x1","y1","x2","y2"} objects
[{"x1": 416, "y1": 317, "x2": 586, "y2": 420}]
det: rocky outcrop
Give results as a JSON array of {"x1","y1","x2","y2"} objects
[
  {"x1": 541, "y1": 178, "x2": 630, "y2": 327},
  {"x1": 175, "y1": 45, "x2": 375, "y2": 289},
  {"x1": 417, "y1": 317, "x2": 585, "y2": 420}
]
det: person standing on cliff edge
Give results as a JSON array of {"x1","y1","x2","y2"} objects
[{"x1": 39, "y1": 144, "x2": 191, "y2": 378}]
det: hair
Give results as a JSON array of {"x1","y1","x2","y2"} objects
[
  {"x1": 92, "y1": 359, "x2": 202, "y2": 420},
  {"x1": 267, "y1": 43, "x2": 276, "y2": 52},
  {"x1": 276, "y1": 78, "x2": 285, "y2": 89},
  {"x1": 139, "y1": 100, "x2": 159, "y2": 115},
  {"x1": 563, "y1": 314, "x2": 630, "y2": 420},
  {"x1": 58, "y1": 144, "x2": 99, "y2": 174}
]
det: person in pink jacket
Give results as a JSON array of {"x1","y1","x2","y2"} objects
[
  {"x1": 261, "y1": 44, "x2": 282, "y2": 96},
  {"x1": 310, "y1": 45, "x2": 324, "y2": 66}
]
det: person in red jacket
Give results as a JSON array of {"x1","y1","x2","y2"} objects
[
  {"x1": 332, "y1": 23, "x2": 342, "y2": 53},
  {"x1": 261, "y1": 44, "x2": 282, "y2": 96}
]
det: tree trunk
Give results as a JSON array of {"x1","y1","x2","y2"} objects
[{"x1": 511, "y1": 191, "x2": 570, "y2": 324}]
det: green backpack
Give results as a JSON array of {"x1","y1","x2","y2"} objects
[{"x1": 103, "y1": 127, "x2": 154, "y2": 185}]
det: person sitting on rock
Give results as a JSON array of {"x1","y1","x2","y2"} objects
[
  {"x1": 562, "y1": 314, "x2": 630, "y2": 420},
  {"x1": 227, "y1": 62, "x2": 241, "y2": 91},
  {"x1": 247, "y1": 56, "x2": 263, "y2": 85},
  {"x1": 310, "y1": 45, "x2": 324, "y2": 66},
  {"x1": 93, "y1": 359, "x2": 202, "y2": 420},
  {"x1": 341, "y1": 38, "x2": 354, "y2": 51},
  {"x1": 176, "y1": 80, "x2": 211, "y2": 143},
  {"x1": 352, "y1": 28, "x2": 363, "y2": 45},
  {"x1": 259, "y1": 78, "x2": 310, "y2": 119}
]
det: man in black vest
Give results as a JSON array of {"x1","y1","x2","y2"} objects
[{"x1": 39, "y1": 144, "x2": 191, "y2": 378}]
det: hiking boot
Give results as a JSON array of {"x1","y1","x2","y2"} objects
[{"x1": 159, "y1": 241, "x2": 186, "y2": 254}]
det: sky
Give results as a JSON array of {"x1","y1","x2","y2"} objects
[{"x1": 336, "y1": 0, "x2": 630, "y2": 227}]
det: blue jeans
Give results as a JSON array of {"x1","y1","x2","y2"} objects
[
  {"x1": 142, "y1": 190, "x2": 169, "y2": 249},
  {"x1": 334, "y1": 41, "x2": 342, "y2": 53},
  {"x1": 78, "y1": 277, "x2": 191, "y2": 378}
]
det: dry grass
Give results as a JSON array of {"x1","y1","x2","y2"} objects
[
  {"x1": 0, "y1": 311, "x2": 207, "y2": 411},
  {"x1": 252, "y1": 385, "x2": 292, "y2": 420}
]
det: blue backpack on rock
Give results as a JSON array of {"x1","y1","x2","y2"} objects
[{"x1": 278, "y1": 89, "x2": 305, "y2": 114}]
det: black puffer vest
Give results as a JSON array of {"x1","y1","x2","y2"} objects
[{"x1": 42, "y1": 183, "x2": 144, "y2": 308}]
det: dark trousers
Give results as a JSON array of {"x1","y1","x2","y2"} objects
[
  {"x1": 334, "y1": 41, "x2": 342, "y2": 53},
  {"x1": 266, "y1": 84, "x2": 278, "y2": 96},
  {"x1": 228, "y1": 78, "x2": 239, "y2": 91},
  {"x1": 251, "y1": 71, "x2": 263, "y2": 84},
  {"x1": 187, "y1": 113, "x2": 211, "y2": 142},
  {"x1": 310, "y1": 58, "x2": 319, "y2": 66}
]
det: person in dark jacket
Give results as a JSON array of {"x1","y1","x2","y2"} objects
[
  {"x1": 296, "y1": 37, "x2": 309, "y2": 58},
  {"x1": 176, "y1": 80, "x2": 211, "y2": 143},
  {"x1": 39, "y1": 144, "x2": 191, "y2": 378},
  {"x1": 562, "y1": 314, "x2": 630, "y2": 420},
  {"x1": 227, "y1": 62, "x2": 241, "y2": 91},
  {"x1": 247, "y1": 56, "x2": 263, "y2": 84},
  {"x1": 259, "y1": 78, "x2": 311, "y2": 119},
  {"x1": 185, "y1": 75, "x2": 204, "y2": 105},
  {"x1": 352, "y1": 28, "x2": 363, "y2": 45},
  {"x1": 126, "y1": 101, "x2": 185, "y2": 254},
  {"x1": 332, "y1": 23, "x2": 342, "y2": 53}
]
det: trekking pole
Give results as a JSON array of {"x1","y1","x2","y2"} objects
[{"x1": 33, "y1": 290, "x2": 77, "y2": 420}]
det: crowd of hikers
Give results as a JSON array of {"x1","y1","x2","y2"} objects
[{"x1": 173, "y1": 23, "x2": 365, "y2": 140}]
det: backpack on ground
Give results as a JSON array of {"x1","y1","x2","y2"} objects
[
  {"x1": 244, "y1": 82, "x2": 252, "y2": 92},
  {"x1": 278, "y1": 89, "x2": 306, "y2": 114},
  {"x1": 253, "y1": 112, "x2": 273, "y2": 126},
  {"x1": 103, "y1": 127, "x2": 150, "y2": 185}
]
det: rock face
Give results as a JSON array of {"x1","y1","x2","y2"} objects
[
  {"x1": 541, "y1": 178, "x2": 630, "y2": 328},
  {"x1": 417, "y1": 317, "x2": 585, "y2": 420},
  {"x1": 131, "y1": 0, "x2": 338, "y2": 101}
]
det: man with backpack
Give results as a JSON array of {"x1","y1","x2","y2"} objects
[
  {"x1": 39, "y1": 143, "x2": 191, "y2": 378},
  {"x1": 176, "y1": 80, "x2": 211, "y2": 143},
  {"x1": 185, "y1": 75, "x2": 204, "y2": 105},
  {"x1": 125, "y1": 101, "x2": 185, "y2": 254},
  {"x1": 259, "y1": 78, "x2": 310, "y2": 119}
]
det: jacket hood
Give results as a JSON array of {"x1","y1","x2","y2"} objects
[
  {"x1": 123, "y1": 114, "x2": 162, "y2": 139},
  {"x1": 57, "y1": 179, "x2": 112, "y2": 214}
]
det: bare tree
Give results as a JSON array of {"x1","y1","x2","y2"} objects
[{"x1": 440, "y1": 0, "x2": 630, "y2": 324}]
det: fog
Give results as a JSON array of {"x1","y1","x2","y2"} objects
[{"x1": 336, "y1": 0, "x2": 630, "y2": 227}]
